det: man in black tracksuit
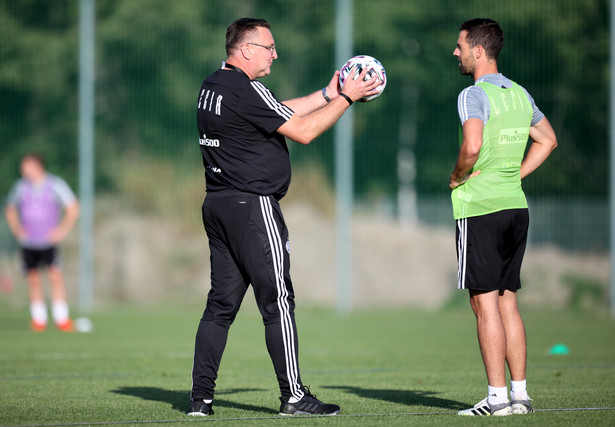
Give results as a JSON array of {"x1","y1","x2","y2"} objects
[{"x1": 188, "y1": 18, "x2": 381, "y2": 417}]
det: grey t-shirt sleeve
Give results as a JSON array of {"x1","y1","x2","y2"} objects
[
  {"x1": 457, "y1": 85, "x2": 489, "y2": 125},
  {"x1": 520, "y1": 86, "x2": 545, "y2": 126},
  {"x1": 5, "y1": 180, "x2": 23, "y2": 207},
  {"x1": 50, "y1": 175, "x2": 77, "y2": 207}
]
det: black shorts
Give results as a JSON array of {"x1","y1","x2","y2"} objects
[
  {"x1": 21, "y1": 247, "x2": 60, "y2": 272},
  {"x1": 455, "y1": 208, "x2": 529, "y2": 292}
]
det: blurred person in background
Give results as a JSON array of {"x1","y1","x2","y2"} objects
[
  {"x1": 4, "y1": 153, "x2": 79, "y2": 332},
  {"x1": 450, "y1": 18, "x2": 557, "y2": 416}
]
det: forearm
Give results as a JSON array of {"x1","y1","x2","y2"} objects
[
  {"x1": 449, "y1": 150, "x2": 479, "y2": 188},
  {"x1": 283, "y1": 89, "x2": 328, "y2": 116},
  {"x1": 284, "y1": 71, "x2": 342, "y2": 116},
  {"x1": 278, "y1": 68, "x2": 377, "y2": 144},
  {"x1": 304, "y1": 95, "x2": 350, "y2": 138},
  {"x1": 280, "y1": 95, "x2": 350, "y2": 145},
  {"x1": 56, "y1": 203, "x2": 80, "y2": 238},
  {"x1": 520, "y1": 142, "x2": 554, "y2": 179},
  {"x1": 4, "y1": 206, "x2": 25, "y2": 239},
  {"x1": 521, "y1": 118, "x2": 558, "y2": 179},
  {"x1": 449, "y1": 118, "x2": 483, "y2": 189}
]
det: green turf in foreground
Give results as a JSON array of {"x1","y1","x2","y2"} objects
[{"x1": 0, "y1": 302, "x2": 614, "y2": 426}]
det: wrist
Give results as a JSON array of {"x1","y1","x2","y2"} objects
[
  {"x1": 339, "y1": 92, "x2": 353, "y2": 106},
  {"x1": 321, "y1": 87, "x2": 331, "y2": 103}
]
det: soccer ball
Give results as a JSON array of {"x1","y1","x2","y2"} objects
[
  {"x1": 75, "y1": 317, "x2": 94, "y2": 333},
  {"x1": 339, "y1": 55, "x2": 387, "y2": 102}
]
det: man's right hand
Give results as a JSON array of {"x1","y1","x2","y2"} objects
[{"x1": 340, "y1": 67, "x2": 382, "y2": 103}]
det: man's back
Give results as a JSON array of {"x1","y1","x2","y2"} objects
[
  {"x1": 197, "y1": 68, "x2": 293, "y2": 199},
  {"x1": 452, "y1": 79, "x2": 533, "y2": 219}
]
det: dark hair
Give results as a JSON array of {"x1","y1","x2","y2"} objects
[
  {"x1": 460, "y1": 18, "x2": 504, "y2": 60},
  {"x1": 23, "y1": 151, "x2": 45, "y2": 167},
  {"x1": 226, "y1": 18, "x2": 270, "y2": 56}
]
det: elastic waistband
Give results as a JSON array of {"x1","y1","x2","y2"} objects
[{"x1": 205, "y1": 190, "x2": 263, "y2": 200}]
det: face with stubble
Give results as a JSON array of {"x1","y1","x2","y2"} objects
[{"x1": 453, "y1": 30, "x2": 475, "y2": 76}]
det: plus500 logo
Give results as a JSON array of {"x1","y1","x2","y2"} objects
[
  {"x1": 499, "y1": 128, "x2": 529, "y2": 144},
  {"x1": 199, "y1": 135, "x2": 220, "y2": 147}
]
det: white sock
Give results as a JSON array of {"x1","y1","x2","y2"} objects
[
  {"x1": 30, "y1": 301, "x2": 48, "y2": 324},
  {"x1": 52, "y1": 300, "x2": 69, "y2": 324},
  {"x1": 203, "y1": 399, "x2": 212, "y2": 404},
  {"x1": 511, "y1": 379, "x2": 529, "y2": 400},
  {"x1": 487, "y1": 385, "x2": 509, "y2": 405}
]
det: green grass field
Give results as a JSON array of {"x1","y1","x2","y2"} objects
[{"x1": 1, "y1": 297, "x2": 614, "y2": 426}]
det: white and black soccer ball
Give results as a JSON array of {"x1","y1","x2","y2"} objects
[{"x1": 339, "y1": 55, "x2": 387, "y2": 102}]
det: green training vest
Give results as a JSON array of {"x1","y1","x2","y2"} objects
[{"x1": 451, "y1": 81, "x2": 532, "y2": 219}]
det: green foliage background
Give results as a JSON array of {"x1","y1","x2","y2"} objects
[{"x1": 0, "y1": 0, "x2": 609, "y2": 244}]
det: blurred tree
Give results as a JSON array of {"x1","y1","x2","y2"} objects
[
  {"x1": 0, "y1": 0, "x2": 608, "y2": 203},
  {"x1": 0, "y1": 0, "x2": 78, "y2": 188}
]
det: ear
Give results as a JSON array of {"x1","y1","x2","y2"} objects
[
  {"x1": 240, "y1": 43, "x2": 252, "y2": 60},
  {"x1": 474, "y1": 45, "x2": 484, "y2": 59}
]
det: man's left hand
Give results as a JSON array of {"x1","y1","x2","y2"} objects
[
  {"x1": 449, "y1": 169, "x2": 481, "y2": 190},
  {"x1": 325, "y1": 71, "x2": 341, "y2": 100}
]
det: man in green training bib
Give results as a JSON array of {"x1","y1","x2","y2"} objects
[{"x1": 450, "y1": 19, "x2": 557, "y2": 416}]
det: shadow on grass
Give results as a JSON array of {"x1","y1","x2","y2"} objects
[
  {"x1": 324, "y1": 385, "x2": 466, "y2": 410},
  {"x1": 112, "y1": 386, "x2": 277, "y2": 415}
]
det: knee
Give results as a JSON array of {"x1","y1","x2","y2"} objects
[
  {"x1": 258, "y1": 298, "x2": 295, "y2": 326},
  {"x1": 27, "y1": 271, "x2": 41, "y2": 284},
  {"x1": 470, "y1": 300, "x2": 500, "y2": 322},
  {"x1": 48, "y1": 268, "x2": 64, "y2": 282},
  {"x1": 202, "y1": 305, "x2": 240, "y2": 328}
]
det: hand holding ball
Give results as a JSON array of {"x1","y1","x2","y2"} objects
[{"x1": 339, "y1": 55, "x2": 387, "y2": 102}]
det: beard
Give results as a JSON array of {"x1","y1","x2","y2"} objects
[
  {"x1": 458, "y1": 60, "x2": 473, "y2": 76},
  {"x1": 459, "y1": 58, "x2": 474, "y2": 76}
]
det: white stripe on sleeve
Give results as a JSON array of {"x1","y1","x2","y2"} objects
[
  {"x1": 250, "y1": 81, "x2": 294, "y2": 120},
  {"x1": 458, "y1": 87, "x2": 471, "y2": 124}
]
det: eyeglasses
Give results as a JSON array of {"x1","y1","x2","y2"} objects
[{"x1": 246, "y1": 42, "x2": 276, "y2": 55}]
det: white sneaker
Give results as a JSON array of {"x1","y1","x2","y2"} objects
[
  {"x1": 458, "y1": 397, "x2": 513, "y2": 416},
  {"x1": 512, "y1": 397, "x2": 534, "y2": 414}
]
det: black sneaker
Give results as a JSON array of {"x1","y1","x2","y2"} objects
[
  {"x1": 279, "y1": 386, "x2": 340, "y2": 416},
  {"x1": 187, "y1": 399, "x2": 214, "y2": 416}
]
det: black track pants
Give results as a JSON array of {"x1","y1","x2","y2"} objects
[{"x1": 191, "y1": 192, "x2": 304, "y2": 402}]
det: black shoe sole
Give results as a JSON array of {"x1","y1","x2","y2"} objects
[{"x1": 279, "y1": 410, "x2": 340, "y2": 416}]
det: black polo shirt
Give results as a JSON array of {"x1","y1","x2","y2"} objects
[{"x1": 197, "y1": 67, "x2": 295, "y2": 200}]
